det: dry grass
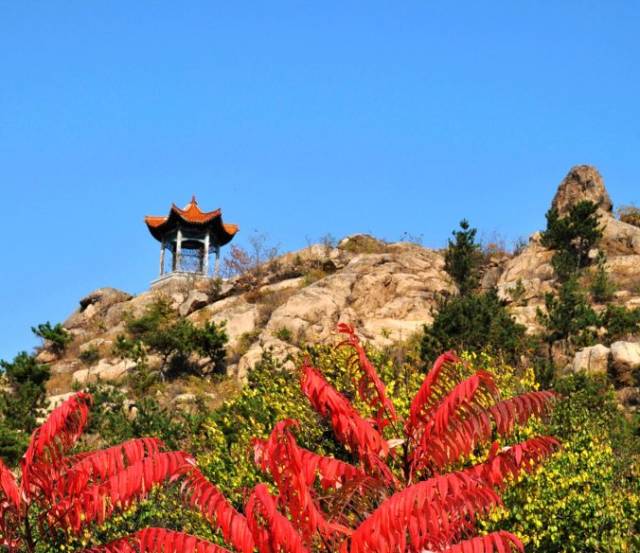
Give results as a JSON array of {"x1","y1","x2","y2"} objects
[
  {"x1": 254, "y1": 288, "x2": 297, "y2": 326},
  {"x1": 227, "y1": 329, "x2": 261, "y2": 364},
  {"x1": 617, "y1": 204, "x2": 640, "y2": 228},
  {"x1": 46, "y1": 371, "x2": 74, "y2": 395},
  {"x1": 339, "y1": 235, "x2": 390, "y2": 254}
]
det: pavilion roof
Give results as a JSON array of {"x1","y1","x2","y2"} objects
[{"x1": 144, "y1": 196, "x2": 238, "y2": 244}]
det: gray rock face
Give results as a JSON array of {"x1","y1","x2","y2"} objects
[
  {"x1": 601, "y1": 217, "x2": 640, "y2": 256},
  {"x1": 497, "y1": 239, "x2": 554, "y2": 332},
  {"x1": 610, "y1": 341, "x2": 640, "y2": 386},
  {"x1": 179, "y1": 291, "x2": 210, "y2": 317},
  {"x1": 570, "y1": 344, "x2": 610, "y2": 375},
  {"x1": 66, "y1": 288, "x2": 133, "y2": 329},
  {"x1": 610, "y1": 341, "x2": 640, "y2": 370},
  {"x1": 48, "y1": 238, "x2": 453, "y2": 389},
  {"x1": 72, "y1": 358, "x2": 136, "y2": 385},
  {"x1": 236, "y1": 244, "x2": 454, "y2": 380},
  {"x1": 551, "y1": 165, "x2": 612, "y2": 216}
]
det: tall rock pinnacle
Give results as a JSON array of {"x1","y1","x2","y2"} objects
[{"x1": 551, "y1": 165, "x2": 613, "y2": 215}]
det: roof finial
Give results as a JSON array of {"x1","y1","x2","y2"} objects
[{"x1": 191, "y1": 194, "x2": 197, "y2": 205}]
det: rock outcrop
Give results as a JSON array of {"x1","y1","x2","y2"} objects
[
  {"x1": 498, "y1": 165, "x2": 640, "y2": 330},
  {"x1": 236, "y1": 243, "x2": 454, "y2": 379},
  {"x1": 45, "y1": 236, "x2": 454, "y2": 385},
  {"x1": 610, "y1": 341, "x2": 640, "y2": 386},
  {"x1": 570, "y1": 344, "x2": 610, "y2": 376},
  {"x1": 39, "y1": 165, "x2": 639, "y2": 407},
  {"x1": 551, "y1": 165, "x2": 612, "y2": 216}
]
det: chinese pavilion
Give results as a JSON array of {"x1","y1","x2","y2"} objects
[{"x1": 144, "y1": 197, "x2": 238, "y2": 282}]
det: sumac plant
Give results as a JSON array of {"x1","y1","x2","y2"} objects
[
  {"x1": 0, "y1": 392, "x2": 192, "y2": 552},
  {"x1": 82, "y1": 325, "x2": 559, "y2": 553},
  {"x1": 1, "y1": 326, "x2": 560, "y2": 553}
]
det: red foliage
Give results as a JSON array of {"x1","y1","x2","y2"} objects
[
  {"x1": 80, "y1": 528, "x2": 234, "y2": 552},
  {"x1": 440, "y1": 531, "x2": 524, "y2": 553},
  {"x1": 0, "y1": 326, "x2": 561, "y2": 553},
  {"x1": 53, "y1": 450, "x2": 192, "y2": 532},
  {"x1": 179, "y1": 326, "x2": 560, "y2": 553},
  {"x1": 407, "y1": 351, "x2": 460, "y2": 430},
  {"x1": 0, "y1": 393, "x2": 194, "y2": 552},
  {"x1": 337, "y1": 323, "x2": 398, "y2": 429},
  {"x1": 253, "y1": 419, "x2": 351, "y2": 542},
  {"x1": 246, "y1": 484, "x2": 311, "y2": 553},
  {"x1": 181, "y1": 468, "x2": 255, "y2": 553},
  {"x1": 21, "y1": 391, "x2": 92, "y2": 491},
  {"x1": 254, "y1": 421, "x2": 367, "y2": 490},
  {"x1": 300, "y1": 361, "x2": 389, "y2": 461},
  {"x1": 347, "y1": 470, "x2": 503, "y2": 553}
]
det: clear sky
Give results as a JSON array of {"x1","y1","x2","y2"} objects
[{"x1": 1, "y1": 1, "x2": 639, "y2": 361}]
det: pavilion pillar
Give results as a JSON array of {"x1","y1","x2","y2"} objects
[
  {"x1": 203, "y1": 231, "x2": 210, "y2": 276},
  {"x1": 214, "y1": 245, "x2": 221, "y2": 277},
  {"x1": 175, "y1": 228, "x2": 183, "y2": 272},
  {"x1": 159, "y1": 239, "x2": 166, "y2": 276}
]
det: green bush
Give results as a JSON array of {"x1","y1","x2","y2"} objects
[
  {"x1": 82, "y1": 383, "x2": 211, "y2": 453},
  {"x1": 31, "y1": 321, "x2": 72, "y2": 354},
  {"x1": 0, "y1": 425, "x2": 28, "y2": 467},
  {"x1": 601, "y1": 304, "x2": 640, "y2": 343},
  {"x1": 79, "y1": 344, "x2": 101, "y2": 367},
  {"x1": 0, "y1": 351, "x2": 50, "y2": 465},
  {"x1": 590, "y1": 252, "x2": 616, "y2": 303},
  {"x1": 426, "y1": 220, "x2": 527, "y2": 365},
  {"x1": 540, "y1": 200, "x2": 603, "y2": 281},
  {"x1": 114, "y1": 298, "x2": 228, "y2": 381},
  {"x1": 484, "y1": 373, "x2": 640, "y2": 552},
  {"x1": 274, "y1": 326, "x2": 293, "y2": 343},
  {"x1": 421, "y1": 289, "x2": 528, "y2": 365},
  {"x1": 537, "y1": 277, "x2": 599, "y2": 346}
]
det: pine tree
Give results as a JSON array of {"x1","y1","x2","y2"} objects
[
  {"x1": 590, "y1": 251, "x2": 616, "y2": 303},
  {"x1": 444, "y1": 219, "x2": 482, "y2": 295},
  {"x1": 537, "y1": 277, "x2": 599, "y2": 345},
  {"x1": 540, "y1": 201, "x2": 603, "y2": 281}
]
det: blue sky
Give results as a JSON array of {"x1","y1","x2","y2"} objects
[{"x1": 1, "y1": 2, "x2": 639, "y2": 360}]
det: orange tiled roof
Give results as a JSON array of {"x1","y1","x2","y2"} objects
[
  {"x1": 145, "y1": 196, "x2": 222, "y2": 227},
  {"x1": 144, "y1": 196, "x2": 238, "y2": 244}
]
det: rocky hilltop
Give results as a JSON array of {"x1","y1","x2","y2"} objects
[
  {"x1": 40, "y1": 165, "x2": 640, "y2": 407},
  {"x1": 497, "y1": 165, "x2": 640, "y2": 333},
  {"x1": 43, "y1": 236, "x2": 455, "y2": 397}
]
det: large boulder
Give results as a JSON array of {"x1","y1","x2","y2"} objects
[
  {"x1": 103, "y1": 291, "x2": 158, "y2": 328},
  {"x1": 600, "y1": 218, "x2": 640, "y2": 257},
  {"x1": 189, "y1": 295, "x2": 260, "y2": 348},
  {"x1": 610, "y1": 341, "x2": 640, "y2": 369},
  {"x1": 610, "y1": 341, "x2": 640, "y2": 386},
  {"x1": 65, "y1": 288, "x2": 133, "y2": 328},
  {"x1": 179, "y1": 290, "x2": 210, "y2": 317},
  {"x1": 496, "y1": 238, "x2": 555, "y2": 332},
  {"x1": 551, "y1": 165, "x2": 612, "y2": 216},
  {"x1": 569, "y1": 344, "x2": 610, "y2": 375},
  {"x1": 72, "y1": 358, "x2": 136, "y2": 385}
]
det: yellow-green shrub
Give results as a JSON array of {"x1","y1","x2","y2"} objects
[{"x1": 482, "y1": 372, "x2": 640, "y2": 552}]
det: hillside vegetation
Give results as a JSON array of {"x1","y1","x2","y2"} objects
[{"x1": 1, "y1": 165, "x2": 639, "y2": 551}]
